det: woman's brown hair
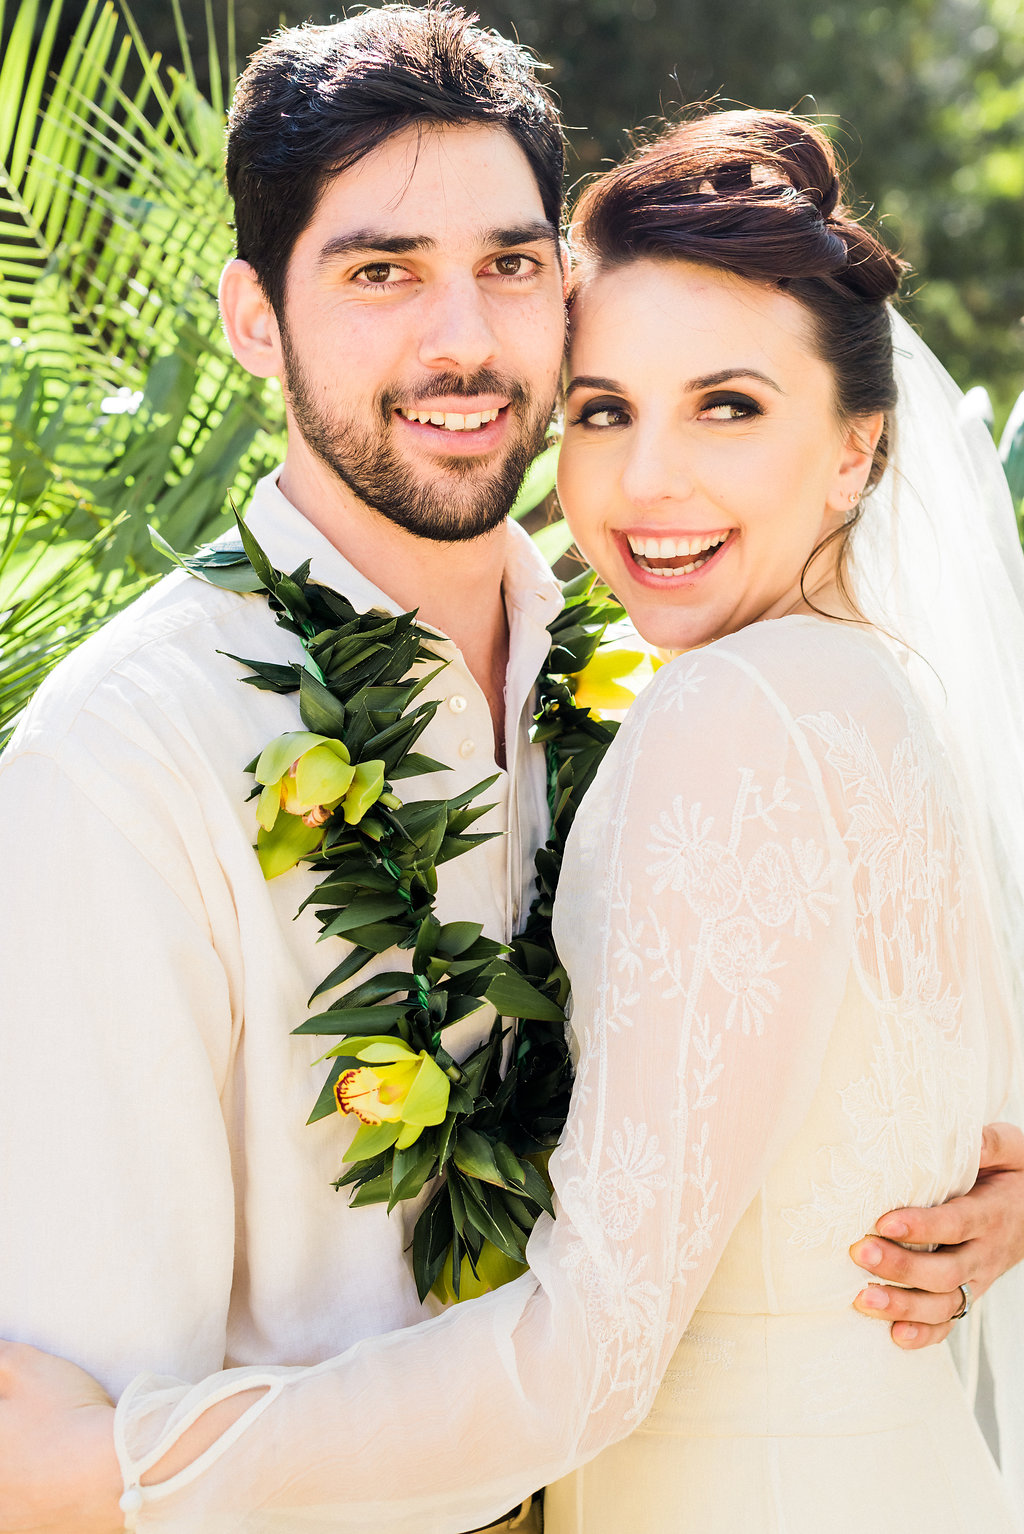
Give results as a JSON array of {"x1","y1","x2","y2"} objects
[{"x1": 568, "y1": 110, "x2": 910, "y2": 607}]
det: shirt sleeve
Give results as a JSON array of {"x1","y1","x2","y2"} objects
[
  {"x1": 109, "y1": 641, "x2": 859, "y2": 1533},
  {"x1": 0, "y1": 734, "x2": 239, "y2": 1398}
]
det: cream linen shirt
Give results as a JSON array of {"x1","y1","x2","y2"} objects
[{"x1": 0, "y1": 472, "x2": 560, "y2": 1405}]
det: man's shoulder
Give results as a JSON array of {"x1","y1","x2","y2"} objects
[{"x1": 7, "y1": 567, "x2": 289, "y2": 763}]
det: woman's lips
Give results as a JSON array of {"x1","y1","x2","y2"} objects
[{"x1": 617, "y1": 529, "x2": 734, "y2": 586}]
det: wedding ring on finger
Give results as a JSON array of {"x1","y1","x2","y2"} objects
[{"x1": 951, "y1": 1281, "x2": 974, "y2": 1322}]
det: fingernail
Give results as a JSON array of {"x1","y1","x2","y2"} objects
[
  {"x1": 855, "y1": 1241, "x2": 883, "y2": 1268},
  {"x1": 878, "y1": 1218, "x2": 908, "y2": 1240},
  {"x1": 859, "y1": 1286, "x2": 889, "y2": 1311},
  {"x1": 900, "y1": 1325, "x2": 919, "y2": 1342}
]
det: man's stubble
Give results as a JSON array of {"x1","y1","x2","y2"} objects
[{"x1": 280, "y1": 324, "x2": 555, "y2": 543}]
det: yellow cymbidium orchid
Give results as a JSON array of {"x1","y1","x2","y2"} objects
[
  {"x1": 252, "y1": 731, "x2": 386, "y2": 878},
  {"x1": 335, "y1": 1036, "x2": 451, "y2": 1155},
  {"x1": 570, "y1": 648, "x2": 663, "y2": 718}
]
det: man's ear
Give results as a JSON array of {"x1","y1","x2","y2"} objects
[
  {"x1": 219, "y1": 260, "x2": 283, "y2": 380},
  {"x1": 826, "y1": 410, "x2": 885, "y2": 513}
]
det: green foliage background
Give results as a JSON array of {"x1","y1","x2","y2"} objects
[
  {"x1": 100, "y1": 0, "x2": 1024, "y2": 417},
  {"x1": 1, "y1": 0, "x2": 1023, "y2": 743}
]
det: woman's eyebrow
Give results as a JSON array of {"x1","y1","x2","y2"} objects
[
  {"x1": 685, "y1": 367, "x2": 783, "y2": 393},
  {"x1": 566, "y1": 368, "x2": 784, "y2": 397},
  {"x1": 565, "y1": 374, "x2": 621, "y2": 395}
]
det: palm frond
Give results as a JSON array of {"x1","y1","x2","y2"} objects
[
  {"x1": 0, "y1": 482, "x2": 146, "y2": 746},
  {"x1": 0, "y1": 0, "x2": 284, "y2": 579}
]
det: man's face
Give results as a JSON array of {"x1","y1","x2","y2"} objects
[{"x1": 277, "y1": 122, "x2": 565, "y2": 541}]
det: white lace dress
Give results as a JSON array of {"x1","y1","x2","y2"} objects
[
  {"x1": 543, "y1": 616, "x2": 1019, "y2": 1534},
  {"x1": 116, "y1": 616, "x2": 1021, "y2": 1533}
]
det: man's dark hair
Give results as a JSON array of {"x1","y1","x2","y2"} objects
[{"x1": 226, "y1": 4, "x2": 565, "y2": 316}]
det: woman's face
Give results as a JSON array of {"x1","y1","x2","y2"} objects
[{"x1": 557, "y1": 258, "x2": 879, "y2": 650}]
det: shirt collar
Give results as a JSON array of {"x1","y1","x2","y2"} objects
[{"x1": 240, "y1": 470, "x2": 564, "y2": 643}]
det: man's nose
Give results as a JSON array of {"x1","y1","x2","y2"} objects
[{"x1": 417, "y1": 275, "x2": 499, "y2": 375}]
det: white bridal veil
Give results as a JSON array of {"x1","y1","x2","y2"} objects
[{"x1": 852, "y1": 311, "x2": 1024, "y2": 1505}]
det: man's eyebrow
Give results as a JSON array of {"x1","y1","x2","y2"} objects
[
  {"x1": 484, "y1": 220, "x2": 559, "y2": 248},
  {"x1": 317, "y1": 232, "x2": 436, "y2": 264},
  {"x1": 316, "y1": 219, "x2": 558, "y2": 267}
]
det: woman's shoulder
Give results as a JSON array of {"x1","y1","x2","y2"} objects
[
  {"x1": 611, "y1": 616, "x2": 927, "y2": 809},
  {"x1": 634, "y1": 615, "x2": 910, "y2": 733},
  {"x1": 709, "y1": 613, "x2": 899, "y2": 695},
  {"x1": 599, "y1": 616, "x2": 936, "y2": 861}
]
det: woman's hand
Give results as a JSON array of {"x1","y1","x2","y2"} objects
[
  {"x1": 0, "y1": 1342, "x2": 122, "y2": 1534},
  {"x1": 850, "y1": 1121, "x2": 1024, "y2": 1349}
]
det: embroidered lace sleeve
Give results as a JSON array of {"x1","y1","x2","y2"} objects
[{"x1": 116, "y1": 628, "x2": 863, "y2": 1532}]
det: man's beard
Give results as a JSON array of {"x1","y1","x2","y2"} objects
[{"x1": 279, "y1": 329, "x2": 553, "y2": 544}]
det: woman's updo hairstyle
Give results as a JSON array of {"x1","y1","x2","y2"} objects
[{"x1": 569, "y1": 109, "x2": 908, "y2": 490}]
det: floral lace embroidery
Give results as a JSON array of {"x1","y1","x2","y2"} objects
[
  {"x1": 594, "y1": 1119, "x2": 667, "y2": 1241},
  {"x1": 654, "y1": 1325, "x2": 738, "y2": 1404},
  {"x1": 558, "y1": 659, "x2": 835, "y2": 1421},
  {"x1": 783, "y1": 710, "x2": 978, "y2": 1251}
]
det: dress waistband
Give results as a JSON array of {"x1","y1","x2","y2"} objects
[{"x1": 641, "y1": 1308, "x2": 963, "y2": 1438}]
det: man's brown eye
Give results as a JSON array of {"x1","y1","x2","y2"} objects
[
  {"x1": 494, "y1": 254, "x2": 528, "y2": 276},
  {"x1": 360, "y1": 263, "x2": 395, "y2": 284}
]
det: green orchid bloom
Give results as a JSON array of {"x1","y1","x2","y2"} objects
[
  {"x1": 335, "y1": 1036, "x2": 452, "y2": 1154},
  {"x1": 252, "y1": 731, "x2": 386, "y2": 878},
  {"x1": 343, "y1": 759, "x2": 386, "y2": 824}
]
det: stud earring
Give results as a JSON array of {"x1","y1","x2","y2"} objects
[{"x1": 848, "y1": 491, "x2": 861, "y2": 506}]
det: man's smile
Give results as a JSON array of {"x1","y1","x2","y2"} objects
[
  {"x1": 397, "y1": 405, "x2": 503, "y2": 431},
  {"x1": 393, "y1": 398, "x2": 512, "y2": 455}
]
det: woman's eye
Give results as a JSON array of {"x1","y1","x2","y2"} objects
[
  {"x1": 572, "y1": 401, "x2": 631, "y2": 429},
  {"x1": 353, "y1": 262, "x2": 407, "y2": 287},
  {"x1": 697, "y1": 394, "x2": 760, "y2": 421},
  {"x1": 487, "y1": 253, "x2": 537, "y2": 278}
]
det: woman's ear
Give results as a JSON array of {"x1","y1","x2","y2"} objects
[
  {"x1": 218, "y1": 260, "x2": 283, "y2": 380},
  {"x1": 827, "y1": 410, "x2": 886, "y2": 513}
]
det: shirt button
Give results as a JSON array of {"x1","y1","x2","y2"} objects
[
  {"x1": 448, "y1": 694, "x2": 468, "y2": 714},
  {"x1": 120, "y1": 1487, "x2": 145, "y2": 1522},
  {"x1": 459, "y1": 739, "x2": 476, "y2": 758}
]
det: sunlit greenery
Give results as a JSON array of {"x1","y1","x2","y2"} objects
[
  {"x1": 1, "y1": 0, "x2": 1022, "y2": 741},
  {"x1": 0, "y1": 0, "x2": 285, "y2": 739}
]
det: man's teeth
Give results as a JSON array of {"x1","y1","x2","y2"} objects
[
  {"x1": 625, "y1": 531, "x2": 729, "y2": 577},
  {"x1": 399, "y1": 406, "x2": 501, "y2": 431}
]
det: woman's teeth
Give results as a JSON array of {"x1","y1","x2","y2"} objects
[
  {"x1": 398, "y1": 407, "x2": 501, "y2": 431},
  {"x1": 626, "y1": 532, "x2": 728, "y2": 577}
]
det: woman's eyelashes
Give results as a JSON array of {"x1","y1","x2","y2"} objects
[
  {"x1": 569, "y1": 389, "x2": 763, "y2": 430},
  {"x1": 569, "y1": 397, "x2": 631, "y2": 429},
  {"x1": 696, "y1": 391, "x2": 763, "y2": 421}
]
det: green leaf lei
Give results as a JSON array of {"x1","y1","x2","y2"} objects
[{"x1": 171, "y1": 516, "x2": 624, "y2": 1302}]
